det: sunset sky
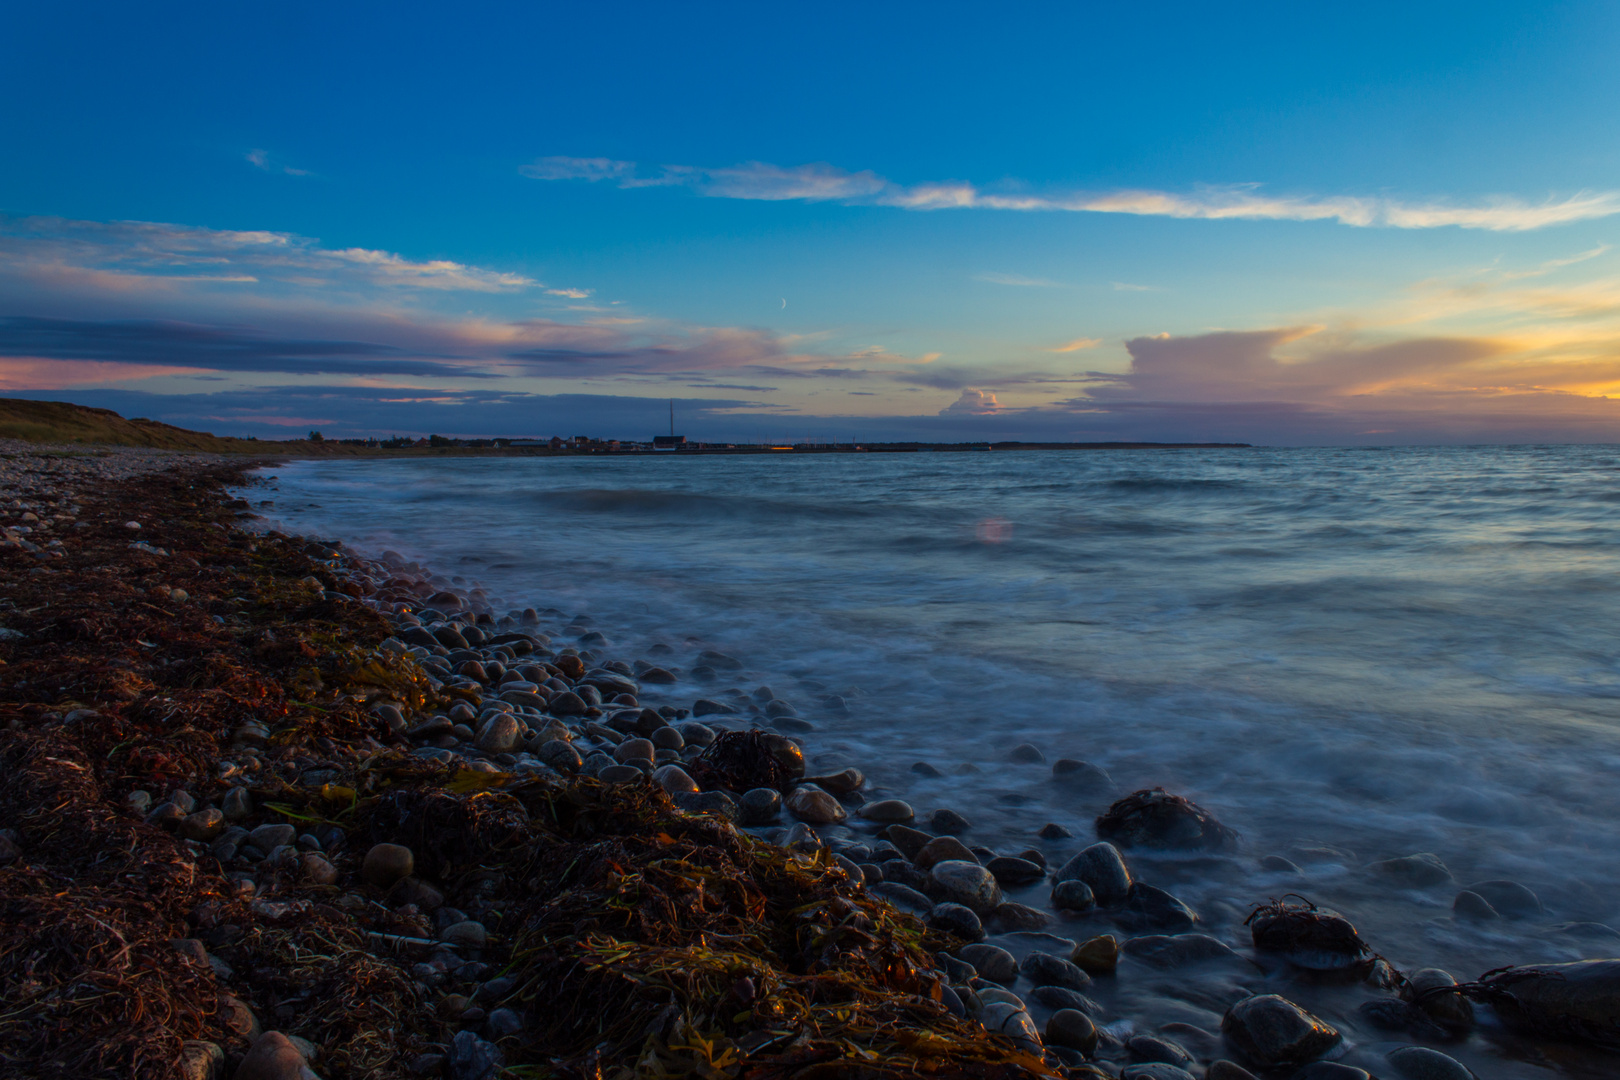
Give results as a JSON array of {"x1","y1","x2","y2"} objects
[{"x1": 6, "y1": 2, "x2": 1620, "y2": 443}]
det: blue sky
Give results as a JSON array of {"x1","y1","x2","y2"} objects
[{"x1": 5, "y1": 1, "x2": 1620, "y2": 443}]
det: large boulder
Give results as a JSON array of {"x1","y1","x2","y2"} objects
[
  {"x1": 1221, "y1": 994, "x2": 1340, "y2": 1070},
  {"x1": 930, "y1": 860, "x2": 1003, "y2": 914},
  {"x1": 1052, "y1": 842, "x2": 1132, "y2": 905},
  {"x1": 1096, "y1": 788, "x2": 1237, "y2": 850}
]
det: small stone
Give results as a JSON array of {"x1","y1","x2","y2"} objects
[
  {"x1": 1120, "y1": 1067, "x2": 1196, "y2": 1080},
  {"x1": 147, "y1": 801, "x2": 186, "y2": 829},
  {"x1": 1052, "y1": 758, "x2": 1114, "y2": 790},
  {"x1": 222, "y1": 787, "x2": 252, "y2": 821},
  {"x1": 474, "y1": 715, "x2": 520, "y2": 753},
  {"x1": 1008, "y1": 743, "x2": 1045, "y2": 763},
  {"x1": 927, "y1": 902, "x2": 984, "y2": 940},
  {"x1": 1052, "y1": 879, "x2": 1096, "y2": 911},
  {"x1": 884, "y1": 824, "x2": 935, "y2": 859},
  {"x1": 538, "y1": 740, "x2": 583, "y2": 772},
  {"x1": 980, "y1": 1002, "x2": 1041, "y2": 1051},
  {"x1": 1386, "y1": 1046, "x2": 1475, "y2": 1080},
  {"x1": 125, "y1": 790, "x2": 153, "y2": 815},
  {"x1": 178, "y1": 1040, "x2": 225, "y2": 1080},
  {"x1": 786, "y1": 786, "x2": 846, "y2": 824},
  {"x1": 1046, "y1": 1008, "x2": 1098, "y2": 1053},
  {"x1": 1406, "y1": 968, "x2": 1474, "y2": 1030},
  {"x1": 653, "y1": 764, "x2": 699, "y2": 795},
  {"x1": 803, "y1": 768, "x2": 864, "y2": 795},
  {"x1": 218, "y1": 994, "x2": 262, "y2": 1040},
  {"x1": 1116, "y1": 883, "x2": 1198, "y2": 932},
  {"x1": 930, "y1": 860, "x2": 1003, "y2": 914},
  {"x1": 1220, "y1": 994, "x2": 1340, "y2": 1070},
  {"x1": 1097, "y1": 787, "x2": 1236, "y2": 850},
  {"x1": 1368, "y1": 852, "x2": 1452, "y2": 887},
  {"x1": 180, "y1": 809, "x2": 226, "y2": 842},
  {"x1": 1452, "y1": 890, "x2": 1499, "y2": 921},
  {"x1": 361, "y1": 843, "x2": 415, "y2": 889},
  {"x1": 442, "y1": 920, "x2": 487, "y2": 948},
  {"x1": 249, "y1": 823, "x2": 296, "y2": 851},
  {"x1": 1206, "y1": 1063, "x2": 1259, "y2": 1080},
  {"x1": 989, "y1": 902, "x2": 1051, "y2": 931},
  {"x1": 1053, "y1": 842, "x2": 1132, "y2": 905},
  {"x1": 234, "y1": 1031, "x2": 315, "y2": 1080},
  {"x1": 675, "y1": 790, "x2": 737, "y2": 818},
  {"x1": 301, "y1": 853, "x2": 339, "y2": 885},
  {"x1": 640, "y1": 667, "x2": 678, "y2": 684},
  {"x1": 1463, "y1": 879, "x2": 1541, "y2": 918},
  {"x1": 986, "y1": 855, "x2": 1044, "y2": 885},
  {"x1": 678, "y1": 720, "x2": 716, "y2": 746},
  {"x1": 1038, "y1": 822, "x2": 1073, "y2": 839},
  {"x1": 929, "y1": 808, "x2": 971, "y2": 834},
  {"x1": 1020, "y1": 951, "x2": 1091, "y2": 991},
  {"x1": 598, "y1": 764, "x2": 645, "y2": 784},
  {"x1": 1293, "y1": 1064, "x2": 1371, "y2": 1080},
  {"x1": 447, "y1": 1029, "x2": 505, "y2": 1080},
  {"x1": 857, "y1": 799, "x2": 914, "y2": 824},
  {"x1": 1128, "y1": 1034, "x2": 1193, "y2": 1067},
  {"x1": 869, "y1": 881, "x2": 933, "y2": 911},
  {"x1": 650, "y1": 727, "x2": 684, "y2": 751},
  {"x1": 738, "y1": 787, "x2": 782, "y2": 825},
  {"x1": 1072, "y1": 934, "x2": 1120, "y2": 974},
  {"x1": 914, "y1": 835, "x2": 977, "y2": 870},
  {"x1": 1123, "y1": 933, "x2": 1238, "y2": 968},
  {"x1": 958, "y1": 942, "x2": 1018, "y2": 982},
  {"x1": 389, "y1": 877, "x2": 445, "y2": 911},
  {"x1": 484, "y1": 1006, "x2": 524, "y2": 1039},
  {"x1": 613, "y1": 738, "x2": 654, "y2": 763},
  {"x1": 910, "y1": 761, "x2": 943, "y2": 778}
]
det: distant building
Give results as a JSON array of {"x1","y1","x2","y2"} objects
[{"x1": 653, "y1": 435, "x2": 686, "y2": 449}]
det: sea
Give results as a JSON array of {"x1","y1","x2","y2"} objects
[{"x1": 248, "y1": 445, "x2": 1620, "y2": 1077}]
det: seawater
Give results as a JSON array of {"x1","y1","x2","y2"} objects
[{"x1": 251, "y1": 446, "x2": 1620, "y2": 1077}]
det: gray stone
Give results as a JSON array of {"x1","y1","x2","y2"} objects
[
  {"x1": 986, "y1": 855, "x2": 1044, "y2": 886},
  {"x1": 442, "y1": 920, "x2": 487, "y2": 948},
  {"x1": 1052, "y1": 879, "x2": 1096, "y2": 911},
  {"x1": 484, "y1": 1007, "x2": 524, "y2": 1039},
  {"x1": 178, "y1": 1040, "x2": 225, "y2": 1080},
  {"x1": 1009, "y1": 743, "x2": 1045, "y2": 763},
  {"x1": 474, "y1": 714, "x2": 520, "y2": 753},
  {"x1": 1120, "y1": 1066, "x2": 1195, "y2": 1080},
  {"x1": 233, "y1": 1032, "x2": 317, "y2": 1080},
  {"x1": 1220, "y1": 994, "x2": 1340, "y2": 1070},
  {"x1": 599, "y1": 764, "x2": 644, "y2": 784},
  {"x1": 959, "y1": 942, "x2": 1018, "y2": 983},
  {"x1": 361, "y1": 843, "x2": 414, "y2": 888},
  {"x1": 869, "y1": 882, "x2": 933, "y2": 911},
  {"x1": 1019, "y1": 951, "x2": 1091, "y2": 991},
  {"x1": 929, "y1": 808, "x2": 971, "y2": 834},
  {"x1": 447, "y1": 1029, "x2": 505, "y2": 1080},
  {"x1": 857, "y1": 799, "x2": 914, "y2": 824},
  {"x1": 1045, "y1": 1008, "x2": 1098, "y2": 1054},
  {"x1": 1368, "y1": 852, "x2": 1452, "y2": 887},
  {"x1": 538, "y1": 739, "x2": 582, "y2": 772},
  {"x1": 1452, "y1": 890, "x2": 1499, "y2": 921},
  {"x1": 249, "y1": 824, "x2": 296, "y2": 851},
  {"x1": 804, "y1": 768, "x2": 864, "y2": 795},
  {"x1": 884, "y1": 824, "x2": 935, "y2": 860},
  {"x1": 914, "y1": 835, "x2": 977, "y2": 870},
  {"x1": 650, "y1": 727, "x2": 684, "y2": 751},
  {"x1": 677, "y1": 720, "x2": 716, "y2": 746},
  {"x1": 989, "y1": 902, "x2": 1050, "y2": 932},
  {"x1": 979, "y1": 1002, "x2": 1041, "y2": 1050},
  {"x1": 1116, "y1": 883, "x2": 1198, "y2": 931},
  {"x1": 786, "y1": 785, "x2": 846, "y2": 824},
  {"x1": 1038, "y1": 822, "x2": 1073, "y2": 839},
  {"x1": 653, "y1": 764, "x2": 699, "y2": 795},
  {"x1": 1052, "y1": 842, "x2": 1132, "y2": 905},
  {"x1": 1463, "y1": 879, "x2": 1541, "y2": 918},
  {"x1": 1406, "y1": 968, "x2": 1473, "y2": 1030},
  {"x1": 926, "y1": 902, "x2": 984, "y2": 941},
  {"x1": 1127, "y1": 1034, "x2": 1192, "y2": 1067},
  {"x1": 221, "y1": 787, "x2": 252, "y2": 821},
  {"x1": 1052, "y1": 758, "x2": 1114, "y2": 790},
  {"x1": 1294, "y1": 1064, "x2": 1372, "y2": 1080},
  {"x1": 1031, "y1": 985, "x2": 1104, "y2": 1017},
  {"x1": 738, "y1": 787, "x2": 782, "y2": 825},
  {"x1": 180, "y1": 809, "x2": 226, "y2": 842},
  {"x1": 1123, "y1": 933, "x2": 1238, "y2": 968},
  {"x1": 930, "y1": 860, "x2": 1003, "y2": 914},
  {"x1": 1206, "y1": 1063, "x2": 1258, "y2": 1080},
  {"x1": 613, "y1": 737, "x2": 654, "y2": 763},
  {"x1": 1386, "y1": 1046, "x2": 1475, "y2": 1080}
]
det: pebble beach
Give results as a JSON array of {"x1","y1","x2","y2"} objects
[{"x1": 2, "y1": 442, "x2": 1616, "y2": 1080}]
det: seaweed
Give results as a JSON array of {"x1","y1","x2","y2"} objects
[{"x1": 1095, "y1": 788, "x2": 1238, "y2": 850}]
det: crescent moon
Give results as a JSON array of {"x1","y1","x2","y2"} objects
[{"x1": 780, "y1": 297, "x2": 787, "y2": 309}]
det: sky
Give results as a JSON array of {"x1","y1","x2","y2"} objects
[{"x1": 5, "y1": 2, "x2": 1620, "y2": 445}]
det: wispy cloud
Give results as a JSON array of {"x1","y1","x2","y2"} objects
[
  {"x1": 1050, "y1": 337, "x2": 1101, "y2": 353},
  {"x1": 524, "y1": 156, "x2": 1620, "y2": 232},
  {"x1": 940, "y1": 388, "x2": 1000, "y2": 415},
  {"x1": 246, "y1": 149, "x2": 312, "y2": 177}
]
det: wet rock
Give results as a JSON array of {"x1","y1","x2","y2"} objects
[
  {"x1": 1452, "y1": 890, "x2": 1499, "y2": 921},
  {"x1": 959, "y1": 942, "x2": 1018, "y2": 983},
  {"x1": 178, "y1": 1040, "x2": 225, "y2": 1080},
  {"x1": 613, "y1": 738, "x2": 654, "y2": 764},
  {"x1": 675, "y1": 790, "x2": 737, "y2": 818},
  {"x1": 147, "y1": 801, "x2": 186, "y2": 829},
  {"x1": 979, "y1": 1002, "x2": 1041, "y2": 1050},
  {"x1": 388, "y1": 877, "x2": 445, "y2": 912},
  {"x1": 1072, "y1": 934, "x2": 1120, "y2": 974},
  {"x1": 447, "y1": 1029, "x2": 505, "y2": 1080},
  {"x1": 1052, "y1": 879, "x2": 1096, "y2": 911},
  {"x1": 869, "y1": 882, "x2": 932, "y2": 911},
  {"x1": 1294, "y1": 1065, "x2": 1371, "y2": 1080},
  {"x1": 1128, "y1": 1034, "x2": 1192, "y2": 1067},
  {"x1": 1220, "y1": 994, "x2": 1340, "y2": 1070},
  {"x1": 1052, "y1": 842, "x2": 1132, "y2": 905},
  {"x1": 1247, "y1": 897, "x2": 1373, "y2": 972},
  {"x1": 474, "y1": 715, "x2": 520, "y2": 754},
  {"x1": 301, "y1": 853, "x2": 338, "y2": 885},
  {"x1": 1260, "y1": 854, "x2": 1302, "y2": 873},
  {"x1": 738, "y1": 787, "x2": 782, "y2": 825},
  {"x1": 250, "y1": 824, "x2": 296, "y2": 851},
  {"x1": 1052, "y1": 759, "x2": 1114, "y2": 790},
  {"x1": 804, "y1": 768, "x2": 864, "y2": 795},
  {"x1": 362, "y1": 843, "x2": 415, "y2": 889},
  {"x1": 678, "y1": 721, "x2": 716, "y2": 746},
  {"x1": 1020, "y1": 951, "x2": 1091, "y2": 991},
  {"x1": 234, "y1": 1031, "x2": 318, "y2": 1080},
  {"x1": 857, "y1": 799, "x2": 914, "y2": 824},
  {"x1": 1046, "y1": 1008, "x2": 1098, "y2": 1053},
  {"x1": 181, "y1": 809, "x2": 226, "y2": 842},
  {"x1": 1124, "y1": 933, "x2": 1239, "y2": 968},
  {"x1": 1120, "y1": 1066, "x2": 1195, "y2": 1080},
  {"x1": 1009, "y1": 743, "x2": 1046, "y2": 764},
  {"x1": 1463, "y1": 879, "x2": 1541, "y2": 918},
  {"x1": 986, "y1": 856, "x2": 1044, "y2": 886},
  {"x1": 929, "y1": 808, "x2": 972, "y2": 834},
  {"x1": 1097, "y1": 788, "x2": 1237, "y2": 850},
  {"x1": 652, "y1": 764, "x2": 699, "y2": 795},
  {"x1": 538, "y1": 740, "x2": 583, "y2": 772},
  {"x1": 442, "y1": 920, "x2": 487, "y2": 948},
  {"x1": 484, "y1": 1007, "x2": 524, "y2": 1039},
  {"x1": 1405, "y1": 968, "x2": 1474, "y2": 1030},
  {"x1": 884, "y1": 824, "x2": 936, "y2": 860},
  {"x1": 1206, "y1": 1063, "x2": 1258, "y2": 1080},
  {"x1": 219, "y1": 994, "x2": 262, "y2": 1040},
  {"x1": 927, "y1": 902, "x2": 984, "y2": 941},
  {"x1": 1368, "y1": 852, "x2": 1452, "y2": 887},
  {"x1": 640, "y1": 667, "x2": 678, "y2": 684},
  {"x1": 930, "y1": 860, "x2": 1003, "y2": 914},
  {"x1": 911, "y1": 762, "x2": 943, "y2": 778},
  {"x1": 1358, "y1": 999, "x2": 1450, "y2": 1040},
  {"x1": 989, "y1": 902, "x2": 1051, "y2": 932},
  {"x1": 1116, "y1": 883, "x2": 1198, "y2": 932},
  {"x1": 1386, "y1": 1046, "x2": 1475, "y2": 1080},
  {"x1": 1038, "y1": 822, "x2": 1073, "y2": 839},
  {"x1": 760, "y1": 733, "x2": 806, "y2": 778},
  {"x1": 914, "y1": 836, "x2": 977, "y2": 870},
  {"x1": 598, "y1": 764, "x2": 644, "y2": 784},
  {"x1": 1029, "y1": 984, "x2": 1104, "y2": 1015},
  {"x1": 786, "y1": 786, "x2": 846, "y2": 825}
]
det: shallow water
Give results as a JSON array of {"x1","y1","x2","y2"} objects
[{"x1": 251, "y1": 446, "x2": 1620, "y2": 1076}]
